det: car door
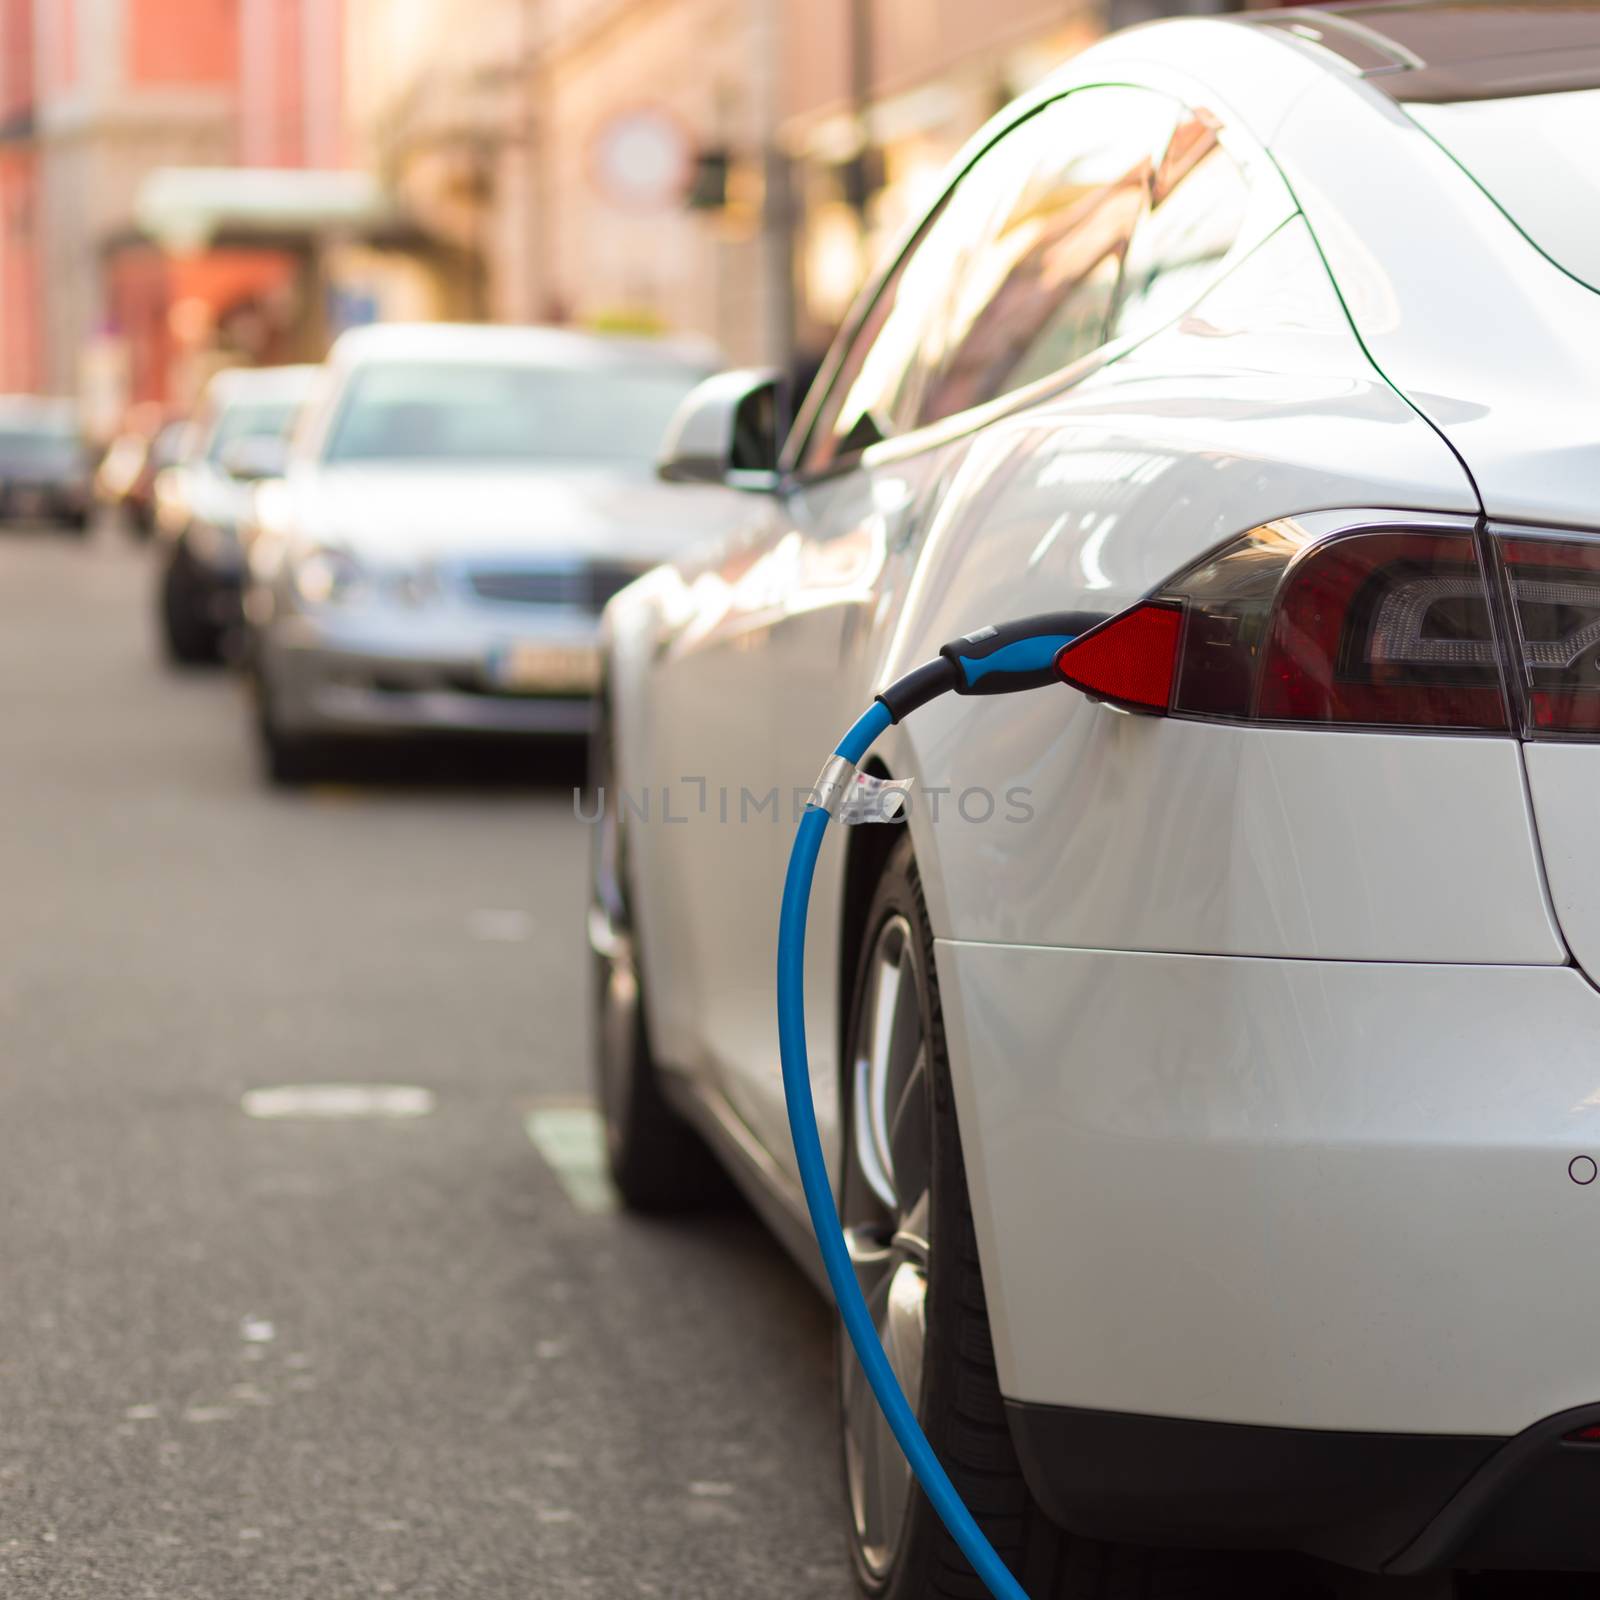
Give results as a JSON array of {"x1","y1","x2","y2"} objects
[{"x1": 719, "y1": 86, "x2": 1190, "y2": 1175}]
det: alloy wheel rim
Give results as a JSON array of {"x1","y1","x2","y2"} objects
[{"x1": 840, "y1": 912, "x2": 933, "y2": 1581}]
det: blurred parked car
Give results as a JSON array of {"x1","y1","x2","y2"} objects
[
  {"x1": 97, "y1": 412, "x2": 193, "y2": 540},
  {"x1": 0, "y1": 398, "x2": 92, "y2": 532},
  {"x1": 596, "y1": 8, "x2": 1600, "y2": 1597},
  {"x1": 244, "y1": 323, "x2": 729, "y2": 784},
  {"x1": 156, "y1": 365, "x2": 316, "y2": 665}
]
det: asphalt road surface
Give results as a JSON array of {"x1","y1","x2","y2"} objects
[
  {"x1": 0, "y1": 524, "x2": 846, "y2": 1599},
  {"x1": 1, "y1": 524, "x2": 1589, "y2": 1600}
]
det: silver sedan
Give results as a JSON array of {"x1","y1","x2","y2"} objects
[{"x1": 244, "y1": 323, "x2": 740, "y2": 783}]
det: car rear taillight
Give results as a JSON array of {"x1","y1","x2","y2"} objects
[
  {"x1": 1494, "y1": 532, "x2": 1600, "y2": 738},
  {"x1": 1057, "y1": 520, "x2": 1512, "y2": 730}
]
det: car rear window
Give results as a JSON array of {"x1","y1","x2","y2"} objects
[{"x1": 1406, "y1": 87, "x2": 1600, "y2": 293}]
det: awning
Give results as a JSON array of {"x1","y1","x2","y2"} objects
[{"x1": 135, "y1": 167, "x2": 396, "y2": 252}]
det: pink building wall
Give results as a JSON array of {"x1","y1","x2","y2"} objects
[
  {"x1": 127, "y1": 0, "x2": 237, "y2": 88},
  {"x1": 239, "y1": 0, "x2": 346, "y2": 169},
  {"x1": 0, "y1": 0, "x2": 41, "y2": 391}
]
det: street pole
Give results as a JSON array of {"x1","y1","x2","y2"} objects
[
  {"x1": 520, "y1": 0, "x2": 556, "y2": 323},
  {"x1": 754, "y1": 0, "x2": 795, "y2": 375},
  {"x1": 848, "y1": 0, "x2": 876, "y2": 253}
]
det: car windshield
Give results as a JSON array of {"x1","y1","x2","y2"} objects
[
  {"x1": 322, "y1": 359, "x2": 704, "y2": 466},
  {"x1": 1406, "y1": 87, "x2": 1600, "y2": 293},
  {"x1": 0, "y1": 422, "x2": 82, "y2": 473},
  {"x1": 206, "y1": 400, "x2": 299, "y2": 462}
]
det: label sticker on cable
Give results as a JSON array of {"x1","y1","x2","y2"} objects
[{"x1": 838, "y1": 772, "x2": 913, "y2": 825}]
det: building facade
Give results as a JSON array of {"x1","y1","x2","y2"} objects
[
  {"x1": 0, "y1": 0, "x2": 41, "y2": 393},
  {"x1": 348, "y1": 0, "x2": 1254, "y2": 370},
  {"x1": 32, "y1": 0, "x2": 238, "y2": 409},
  {"x1": 0, "y1": 0, "x2": 348, "y2": 416}
]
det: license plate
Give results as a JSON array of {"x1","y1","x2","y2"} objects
[{"x1": 487, "y1": 641, "x2": 600, "y2": 694}]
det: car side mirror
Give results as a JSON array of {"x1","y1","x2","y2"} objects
[
  {"x1": 220, "y1": 435, "x2": 289, "y2": 483},
  {"x1": 657, "y1": 368, "x2": 783, "y2": 489}
]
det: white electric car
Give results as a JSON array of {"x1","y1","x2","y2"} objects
[{"x1": 593, "y1": 6, "x2": 1600, "y2": 1593}]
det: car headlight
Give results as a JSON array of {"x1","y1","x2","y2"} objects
[
  {"x1": 289, "y1": 547, "x2": 442, "y2": 610},
  {"x1": 291, "y1": 547, "x2": 366, "y2": 607}
]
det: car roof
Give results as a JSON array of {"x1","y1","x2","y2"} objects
[
  {"x1": 1242, "y1": 2, "x2": 1600, "y2": 103},
  {"x1": 204, "y1": 364, "x2": 321, "y2": 403},
  {"x1": 326, "y1": 321, "x2": 720, "y2": 374}
]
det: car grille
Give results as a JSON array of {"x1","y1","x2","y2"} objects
[{"x1": 467, "y1": 563, "x2": 640, "y2": 610}]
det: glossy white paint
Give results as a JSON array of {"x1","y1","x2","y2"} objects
[
  {"x1": 613, "y1": 215, "x2": 1496, "y2": 1172},
  {"x1": 601, "y1": 13, "x2": 1600, "y2": 1448},
  {"x1": 906, "y1": 713, "x2": 1562, "y2": 962},
  {"x1": 1270, "y1": 67, "x2": 1600, "y2": 528},
  {"x1": 1523, "y1": 741, "x2": 1600, "y2": 981},
  {"x1": 937, "y1": 941, "x2": 1600, "y2": 1435}
]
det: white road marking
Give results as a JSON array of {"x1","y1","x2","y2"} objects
[
  {"x1": 469, "y1": 908, "x2": 534, "y2": 942},
  {"x1": 242, "y1": 1084, "x2": 435, "y2": 1120},
  {"x1": 183, "y1": 1405, "x2": 233, "y2": 1424},
  {"x1": 524, "y1": 1104, "x2": 618, "y2": 1215}
]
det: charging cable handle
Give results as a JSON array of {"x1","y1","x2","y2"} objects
[
  {"x1": 779, "y1": 613, "x2": 1098, "y2": 1600},
  {"x1": 876, "y1": 611, "x2": 1109, "y2": 721}
]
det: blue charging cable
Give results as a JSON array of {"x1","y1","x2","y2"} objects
[{"x1": 776, "y1": 614, "x2": 1101, "y2": 1600}]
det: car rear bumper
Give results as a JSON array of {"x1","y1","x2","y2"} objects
[
  {"x1": 260, "y1": 614, "x2": 599, "y2": 739},
  {"x1": 933, "y1": 941, "x2": 1600, "y2": 1561},
  {"x1": 1005, "y1": 1397, "x2": 1600, "y2": 1573}
]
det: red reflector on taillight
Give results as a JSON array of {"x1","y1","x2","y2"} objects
[
  {"x1": 1564, "y1": 1424, "x2": 1600, "y2": 1444},
  {"x1": 1055, "y1": 601, "x2": 1181, "y2": 713}
]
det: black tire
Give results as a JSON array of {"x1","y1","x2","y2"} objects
[
  {"x1": 260, "y1": 725, "x2": 326, "y2": 788},
  {"x1": 838, "y1": 834, "x2": 1260, "y2": 1600},
  {"x1": 160, "y1": 548, "x2": 223, "y2": 666},
  {"x1": 250, "y1": 662, "x2": 325, "y2": 788},
  {"x1": 589, "y1": 695, "x2": 726, "y2": 1211}
]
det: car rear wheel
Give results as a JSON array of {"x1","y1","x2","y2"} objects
[{"x1": 839, "y1": 834, "x2": 1258, "y2": 1600}]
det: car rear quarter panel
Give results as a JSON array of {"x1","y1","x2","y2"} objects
[{"x1": 867, "y1": 218, "x2": 1560, "y2": 964}]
